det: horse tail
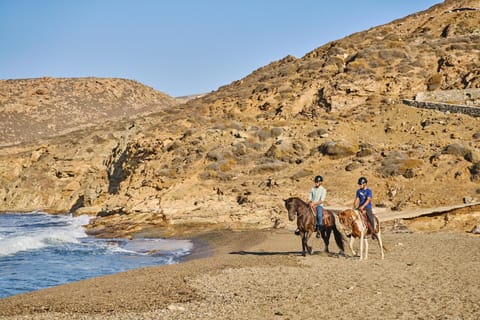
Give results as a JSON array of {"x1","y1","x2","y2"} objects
[
  {"x1": 332, "y1": 213, "x2": 347, "y2": 239},
  {"x1": 331, "y1": 213, "x2": 346, "y2": 251},
  {"x1": 332, "y1": 226, "x2": 345, "y2": 252}
]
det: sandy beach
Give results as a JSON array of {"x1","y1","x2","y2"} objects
[{"x1": 0, "y1": 223, "x2": 479, "y2": 320}]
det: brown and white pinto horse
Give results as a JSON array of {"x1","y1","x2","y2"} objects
[
  {"x1": 336, "y1": 208, "x2": 385, "y2": 260},
  {"x1": 284, "y1": 197, "x2": 345, "y2": 256}
]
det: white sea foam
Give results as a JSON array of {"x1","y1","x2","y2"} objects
[
  {"x1": 0, "y1": 212, "x2": 193, "y2": 298},
  {"x1": 122, "y1": 238, "x2": 194, "y2": 255},
  {"x1": 0, "y1": 213, "x2": 91, "y2": 257},
  {"x1": 96, "y1": 238, "x2": 194, "y2": 257}
]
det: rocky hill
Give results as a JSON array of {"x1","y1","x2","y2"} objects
[
  {"x1": 0, "y1": 77, "x2": 178, "y2": 146},
  {"x1": 0, "y1": 0, "x2": 479, "y2": 238}
]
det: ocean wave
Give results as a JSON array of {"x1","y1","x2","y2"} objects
[
  {"x1": 0, "y1": 213, "x2": 90, "y2": 257},
  {"x1": 0, "y1": 212, "x2": 194, "y2": 298}
]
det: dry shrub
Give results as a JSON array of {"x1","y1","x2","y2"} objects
[
  {"x1": 442, "y1": 143, "x2": 470, "y2": 157},
  {"x1": 447, "y1": 43, "x2": 470, "y2": 51},
  {"x1": 255, "y1": 127, "x2": 284, "y2": 141},
  {"x1": 278, "y1": 64, "x2": 296, "y2": 77},
  {"x1": 244, "y1": 139, "x2": 263, "y2": 151},
  {"x1": 345, "y1": 60, "x2": 374, "y2": 75},
  {"x1": 356, "y1": 143, "x2": 375, "y2": 157},
  {"x1": 157, "y1": 168, "x2": 176, "y2": 178},
  {"x1": 199, "y1": 169, "x2": 232, "y2": 181},
  {"x1": 398, "y1": 63, "x2": 413, "y2": 74},
  {"x1": 265, "y1": 145, "x2": 290, "y2": 162},
  {"x1": 291, "y1": 169, "x2": 314, "y2": 181},
  {"x1": 319, "y1": 141, "x2": 359, "y2": 159},
  {"x1": 411, "y1": 59, "x2": 426, "y2": 68},
  {"x1": 270, "y1": 127, "x2": 284, "y2": 138},
  {"x1": 378, "y1": 152, "x2": 423, "y2": 177},
  {"x1": 232, "y1": 142, "x2": 248, "y2": 157},
  {"x1": 250, "y1": 161, "x2": 287, "y2": 174},
  {"x1": 198, "y1": 170, "x2": 214, "y2": 180},
  {"x1": 228, "y1": 121, "x2": 244, "y2": 130},
  {"x1": 252, "y1": 84, "x2": 270, "y2": 94},
  {"x1": 279, "y1": 87, "x2": 294, "y2": 100},
  {"x1": 219, "y1": 159, "x2": 236, "y2": 172},
  {"x1": 427, "y1": 74, "x2": 442, "y2": 91},
  {"x1": 378, "y1": 49, "x2": 408, "y2": 60},
  {"x1": 470, "y1": 163, "x2": 480, "y2": 181},
  {"x1": 307, "y1": 128, "x2": 328, "y2": 138},
  {"x1": 206, "y1": 147, "x2": 233, "y2": 161},
  {"x1": 304, "y1": 60, "x2": 324, "y2": 71}
]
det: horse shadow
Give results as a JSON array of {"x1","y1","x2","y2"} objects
[{"x1": 230, "y1": 250, "x2": 348, "y2": 258}]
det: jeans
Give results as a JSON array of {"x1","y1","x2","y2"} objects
[
  {"x1": 316, "y1": 205, "x2": 323, "y2": 230},
  {"x1": 365, "y1": 208, "x2": 375, "y2": 230}
]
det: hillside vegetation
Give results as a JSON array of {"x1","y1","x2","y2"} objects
[{"x1": 0, "y1": 0, "x2": 479, "y2": 237}]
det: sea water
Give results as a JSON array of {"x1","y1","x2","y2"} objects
[{"x1": 0, "y1": 212, "x2": 193, "y2": 299}]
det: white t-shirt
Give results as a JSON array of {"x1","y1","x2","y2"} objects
[{"x1": 309, "y1": 185, "x2": 326, "y2": 206}]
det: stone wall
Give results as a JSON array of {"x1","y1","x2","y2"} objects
[
  {"x1": 403, "y1": 99, "x2": 480, "y2": 117},
  {"x1": 403, "y1": 89, "x2": 480, "y2": 117}
]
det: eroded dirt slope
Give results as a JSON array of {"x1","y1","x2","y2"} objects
[{"x1": 0, "y1": 0, "x2": 479, "y2": 237}]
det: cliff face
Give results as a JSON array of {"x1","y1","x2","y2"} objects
[{"x1": 0, "y1": 1, "x2": 479, "y2": 238}]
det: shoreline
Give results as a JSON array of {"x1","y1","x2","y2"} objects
[{"x1": 0, "y1": 227, "x2": 478, "y2": 319}]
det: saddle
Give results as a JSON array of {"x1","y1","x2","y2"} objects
[
  {"x1": 310, "y1": 208, "x2": 333, "y2": 228},
  {"x1": 359, "y1": 210, "x2": 378, "y2": 236},
  {"x1": 322, "y1": 210, "x2": 333, "y2": 227}
]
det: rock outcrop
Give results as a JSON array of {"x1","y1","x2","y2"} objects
[{"x1": 0, "y1": 0, "x2": 479, "y2": 238}]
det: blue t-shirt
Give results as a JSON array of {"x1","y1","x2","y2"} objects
[{"x1": 356, "y1": 188, "x2": 373, "y2": 209}]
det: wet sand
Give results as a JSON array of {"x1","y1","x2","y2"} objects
[{"x1": 0, "y1": 227, "x2": 479, "y2": 319}]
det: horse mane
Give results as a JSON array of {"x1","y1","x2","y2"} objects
[{"x1": 287, "y1": 197, "x2": 308, "y2": 206}]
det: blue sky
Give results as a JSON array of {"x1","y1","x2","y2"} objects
[{"x1": 0, "y1": 0, "x2": 440, "y2": 97}]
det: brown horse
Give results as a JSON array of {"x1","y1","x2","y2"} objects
[{"x1": 284, "y1": 197, "x2": 345, "y2": 256}]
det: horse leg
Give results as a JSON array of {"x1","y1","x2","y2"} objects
[
  {"x1": 377, "y1": 231, "x2": 385, "y2": 259},
  {"x1": 301, "y1": 233, "x2": 307, "y2": 256},
  {"x1": 364, "y1": 237, "x2": 369, "y2": 260},
  {"x1": 359, "y1": 232, "x2": 365, "y2": 260},
  {"x1": 306, "y1": 231, "x2": 313, "y2": 255},
  {"x1": 348, "y1": 236, "x2": 356, "y2": 257},
  {"x1": 321, "y1": 228, "x2": 331, "y2": 253}
]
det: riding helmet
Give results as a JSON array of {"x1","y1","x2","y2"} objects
[
  {"x1": 314, "y1": 175, "x2": 323, "y2": 183},
  {"x1": 358, "y1": 177, "x2": 368, "y2": 185}
]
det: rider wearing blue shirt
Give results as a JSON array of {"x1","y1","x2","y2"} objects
[{"x1": 354, "y1": 177, "x2": 377, "y2": 239}]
